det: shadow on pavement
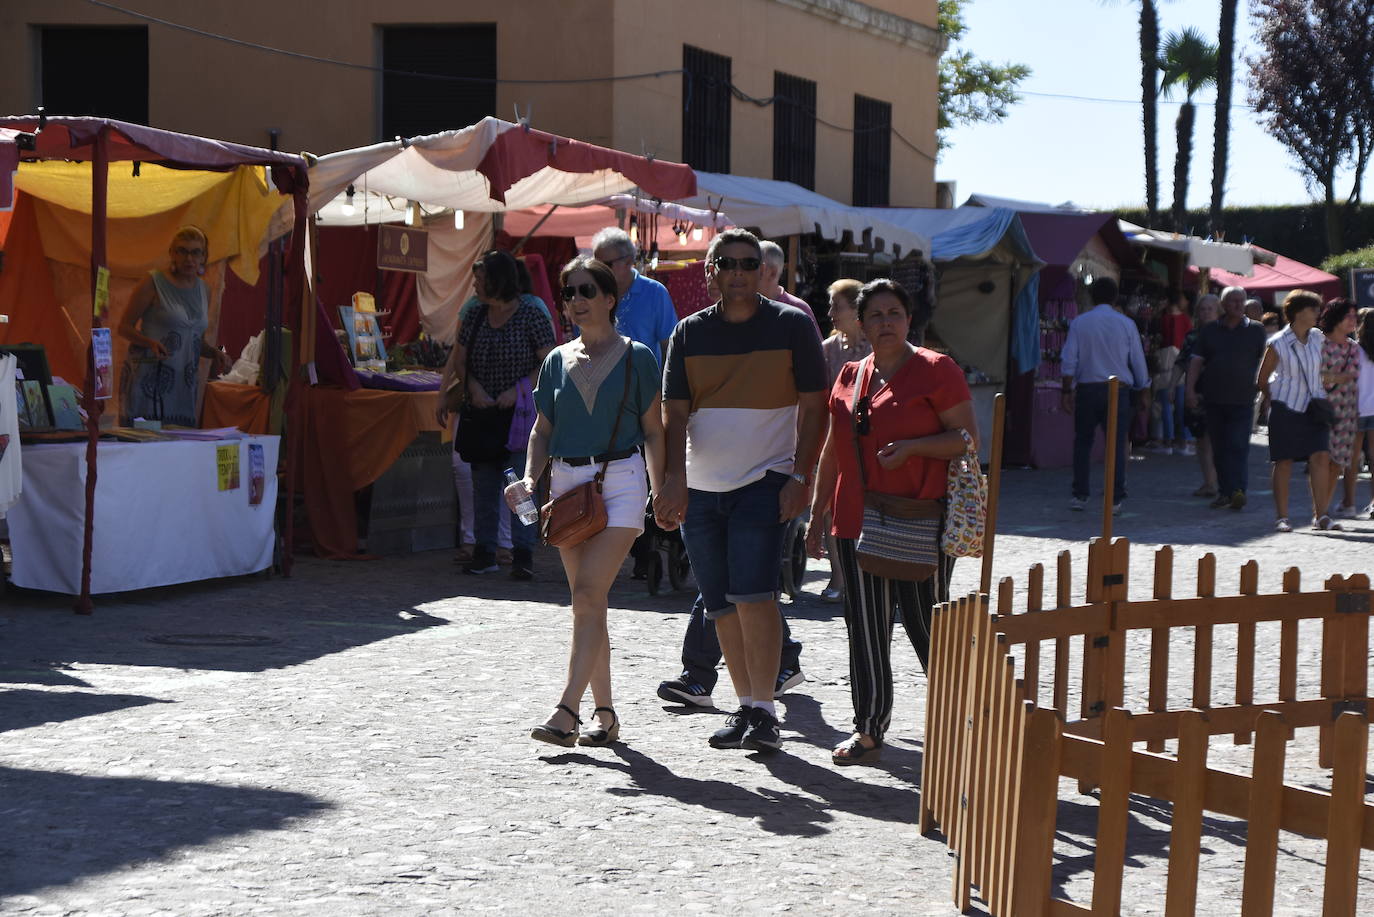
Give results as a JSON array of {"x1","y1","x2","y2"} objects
[
  {"x1": 0, "y1": 689, "x2": 169, "y2": 735},
  {"x1": 0, "y1": 765, "x2": 329, "y2": 899}
]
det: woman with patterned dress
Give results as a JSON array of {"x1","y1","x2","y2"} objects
[
  {"x1": 1317, "y1": 299, "x2": 1361, "y2": 517},
  {"x1": 117, "y1": 227, "x2": 231, "y2": 426}
]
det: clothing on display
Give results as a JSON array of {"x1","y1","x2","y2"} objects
[{"x1": 0, "y1": 354, "x2": 21, "y2": 514}]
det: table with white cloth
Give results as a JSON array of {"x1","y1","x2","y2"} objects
[{"x1": 6, "y1": 436, "x2": 279, "y2": 594}]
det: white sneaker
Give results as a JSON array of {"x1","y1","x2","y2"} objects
[
  {"x1": 1181, "y1": 443, "x2": 1197, "y2": 456},
  {"x1": 1364, "y1": 502, "x2": 1374, "y2": 519},
  {"x1": 1334, "y1": 504, "x2": 1359, "y2": 519},
  {"x1": 1069, "y1": 496, "x2": 1087, "y2": 511}
]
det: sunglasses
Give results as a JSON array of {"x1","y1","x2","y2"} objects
[
  {"x1": 561, "y1": 282, "x2": 601, "y2": 302},
  {"x1": 855, "y1": 395, "x2": 871, "y2": 436},
  {"x1": 174, "y1": 246, "x2": 205, "y2": 258},
  {"x1": 712, "y1": 256, "x2": 761, "y2": 272}
]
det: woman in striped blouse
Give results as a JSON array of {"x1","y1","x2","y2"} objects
[{"x1": 1257, "y1": 291, "x2": 1333, "y2": 532}]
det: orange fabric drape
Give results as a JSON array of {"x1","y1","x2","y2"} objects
[
  {"x1": 202, "y1": 381, "x2": 274, "y2": 434},
  {"x1": 0, "y1": 194, "x2": 82, "y2": 383}
]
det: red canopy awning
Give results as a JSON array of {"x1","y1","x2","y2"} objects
[{"x1": 1195, "y1": 246, "x2": 1343, "y2": 301}]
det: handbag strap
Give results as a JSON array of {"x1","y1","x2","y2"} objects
[
  {"x1": 849, "y1": 356, "x2": 874, "y2": 490},
  {"x1": 595, "y1": 341, "x2": 635, "y2": 483}
]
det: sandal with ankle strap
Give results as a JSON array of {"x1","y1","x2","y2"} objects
[
  {"x1": 531, "y1": 704, "x2": 580, "y2": 747},
  {"x1": 578, "y1": 706, "x2": 621, "y2": 747},
  {"x1": 832, "y1": 735, "x2": 882, "y2": 766}
]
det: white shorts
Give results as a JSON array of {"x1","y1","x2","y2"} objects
[{"x1": 551, "y1": 453, "x2": 648, "y2": 532}]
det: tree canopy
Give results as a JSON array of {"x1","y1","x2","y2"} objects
[{"x1": 937, "y1": 0, "x2": 1031, "y2": 149}]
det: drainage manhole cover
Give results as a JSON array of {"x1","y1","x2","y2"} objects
[{"x1": 146, "y1": 634, "x2": 279, "y2": 647}]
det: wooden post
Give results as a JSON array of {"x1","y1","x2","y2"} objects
[
  {"x1": 980, "y1": 392, "x2": 1006, "y2": 596},
  {"x1": 75, "y1": 125, "x2": 110, "y2": 615},
  {"x1": 1100, "y1": 376, "x2": 1120, "y2": 540},
  {"x1": 1148, "y1": 546, "x2": 1174, "y2": 753},
  {"x1": 1192, "y1": 554, "x2": 1216, "y2": 711},
  {"x1": 1322, "y1": 712, "x2": 1369, "y2": 917},
  {"x1": 1165, "y1": 711, "x2": 1209, "y2": 917},
  {"x1": 1092, "y1": 709, "x2": 1134, "y2": 916},
  {"x1": 1234, "y1": 560, "x2": 1258, "y2": 745},
  {"x1": 1013, "y1": 706, "x2": 1061, "y2": 917},
  {"x1": 1240, "y1": 712, "x2": 1287, "y2": 916}
]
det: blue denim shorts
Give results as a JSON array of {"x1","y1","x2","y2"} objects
[
  {"x1": 1359, "y1": 415, "x2": 1374, "y2": 432},
  {"x1": 680, "y1": 471, "x2": 788, "y2": 619}
]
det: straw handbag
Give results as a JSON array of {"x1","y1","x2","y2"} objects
[{"x1": 941, "y1": 428, "x2": 986, "y2": 558}]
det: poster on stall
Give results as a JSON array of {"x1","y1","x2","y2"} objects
[
  {"x1": 94, "y1": 267, "x2": 111, "y2": 318},
  {"x1": 216, "y1": 443, "x2": 240, "y2": 491},
  {"x1": 248, "y1": 443, "x2": 265, "y2": 506},
  {"x1": 92, "y1": 328, "x2": 113, "y2": 399}
]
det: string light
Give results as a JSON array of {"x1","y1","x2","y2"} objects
[
  {"x1": 628, "y1": 214, "x2": 639, "y2": 245},
  {"x1": 692, "y1": 226, "x2": 704, "y2": 242},
  {"x1": 454, "y1": 209, "x2": 465, "y2": 230}
]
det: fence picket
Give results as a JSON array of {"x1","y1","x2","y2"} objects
[
  {"x1": 1240, "y1": 712, "x2": 1287, "y2": 916},
  {"x1": 1192, "y1": 554, "x2": 1216, "y2": 710},
  {"x1": 1322, "y1": 712, "x2": 1369, "y2": 917},
  {"x1": 1054, "y1": 551, "x2": 1072, "y2": 718},
  {"x1": 1091, "y1": 709, "x2": 1134, "y2": 916},
  {"x1": 1026, "y1": 563, "x2": 1044, "y2": 703},
  {"x1": 1164, "y1": 711, "x2": 1208, "y2": 917},
  {"x1": 1234, "y1": 561, "x2": 1259, "y2": 745},
  {"x1": 1013, "y1": 706, "x2": 1061, "y2": 917},
  {"x1": 1149, "y1": 546, "x2": 1173, "y2": 753},
  {"x1": 919, "y1": 602, "x2": 945, "y2": 837}
]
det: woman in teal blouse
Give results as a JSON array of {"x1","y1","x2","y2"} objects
[{"x1": 506, "y1": 256, "x2": 668, "y2": 748}]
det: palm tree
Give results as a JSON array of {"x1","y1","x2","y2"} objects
[
  {"x1": 1208, "y1": 0, "x2": 1240, "y2": 237},
  {"x1": 1159, "y1": 27, "x2": 1219, "y2": 233},
  {"x1": 1140, "y1": 0, "x2": 1162, "y2": 226}
]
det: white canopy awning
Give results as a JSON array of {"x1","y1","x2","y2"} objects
[
  {"x1": 677, "y1": 171, "x2": 930, "y2": 258},
  {"x1": 1118, "y1": 220, "x2": 1255, "y2": 276}
]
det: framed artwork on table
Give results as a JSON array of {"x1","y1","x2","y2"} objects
[{"x1": 339, "y1": 305, "x2": 387, "y2": 370}]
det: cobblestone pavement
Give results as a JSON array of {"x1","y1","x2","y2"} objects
[{"x1": 2, "y1": 436, "x2": 1372, "y2": 915}]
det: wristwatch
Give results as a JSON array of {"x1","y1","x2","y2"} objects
[{"x1": 789, "y1": 471, "x2": 810, "y2": 486}]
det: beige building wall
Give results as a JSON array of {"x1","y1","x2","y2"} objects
[{"x1": 0, "y1": 0, "x2": 939, "y2": 205}]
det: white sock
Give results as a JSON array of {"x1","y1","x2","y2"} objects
[
  {"x1": 753, "y1": 700, "x2": 777, "y2": 718},
  {"x1": 738, "y1": 696, "x2": 753, "y2": 709}
]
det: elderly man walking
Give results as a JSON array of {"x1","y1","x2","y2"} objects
[
  {"x1": 758, "y1": 240, "x2": 822, "y2": 338},
  {"x1": 1186, "y1": 285, "x2": 1268, "y2": 509},
  {"x1": 1060, "y1": 276, "x2": 1149, "y2": 512},
  {"x1": 655, "y1": 228, "x2": 827, "y2": 753},
  {"x1": 591, "y1": 227, "x2": 679, "y2": 366}
]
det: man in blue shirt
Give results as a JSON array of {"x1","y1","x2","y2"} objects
[
  {"x1": 591, "y1": 227, "x2": 679, "y2": 366},
  {"x1": 1060, "y1": 276, "x2": 1149, "y2": 512}
]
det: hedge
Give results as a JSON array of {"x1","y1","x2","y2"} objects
[{"x1": 1115, "y1": 205, "x2": 1374, "y2": 267}]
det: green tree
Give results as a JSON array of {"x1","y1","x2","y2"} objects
[
  {"x1": 1104, "y1": 0, "x2": 1165, "y2": 224},
  {"x1": 1208, "y1": 0, "x2": 1240, "y2": 237},
  {"x1": 1158, "y1": 27, "x2": 1218, "y2": 233},
  {"x1": 937, "y1": 0, "x2": 1030, "y2": 150}
]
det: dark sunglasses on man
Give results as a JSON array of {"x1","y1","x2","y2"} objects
[
  {"x1": 561, "y1": 282, "x2": 601, "y2": 302},
  {"x1": 711, "y1": 256, "x2": 762, "y2": 272}
]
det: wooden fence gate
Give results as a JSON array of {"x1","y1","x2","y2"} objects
[{"x1": 920, "y1": 536, "x2": 1373, "y2": 916}]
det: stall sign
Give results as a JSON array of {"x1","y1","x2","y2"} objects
[
  {"x1": 217, "y1": 443, "x2": 241, "y2": 491},
  {"x1": 92, "y1": 328, "x2": 113, "y2": 399},
  {"x1": 248, "y1": 443, "x2": 265, "y2": 506},
  {"x1": 94, "y1": 267, "x2": 111, "y2": 318},
  {"x1": 1352, "y1": 268, "x2": 1374, "y2": 309},
  {"x1": 377, "y1": 225, "x2": 428, "y2": 273}
]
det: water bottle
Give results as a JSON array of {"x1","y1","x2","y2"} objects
[{"x1": 505, "y1": 468, "x2": 539, "y2": 526}]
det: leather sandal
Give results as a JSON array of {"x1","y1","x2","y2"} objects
[
  {"x1": 832, "y1": 735, "x2": 882, "y2": 766},
  {"x1": 530, "y1": 704, "x2": 580, "y2": 747},
  {"x1": 578, "y1": 706, "x2": 621, "y2": 747}
]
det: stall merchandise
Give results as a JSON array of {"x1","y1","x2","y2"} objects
[
  {"x1": 0, "y1": 117, "x2": 308, "y2": 610},
  {"x1": 7, "y1": 436, "x2": 278, "y2": 594}
]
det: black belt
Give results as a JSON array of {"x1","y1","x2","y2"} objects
[{"x1": 558, "y1": 447, "x2": 638, "y2": 467}]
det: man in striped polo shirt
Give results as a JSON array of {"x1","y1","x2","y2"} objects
[{"x1": 655, "y1": 229, "x2": 828, "y2": 753}]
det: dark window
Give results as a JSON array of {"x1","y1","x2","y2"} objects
[
  {"x1": 682, "y1": 45, "x2": 731, "y2": 173},
  {"x1": 852, "y1": 95, "x2": 892, "y2": 206},
  {"x1": 380, "y1": 25, "x2": 496, "y2": 142},
  {"x1": 39, "y1": 27, "x2": 148, "y2": 125},
  {"x1": 773, "y1": 72, "x2": 816, "y2": 190}
]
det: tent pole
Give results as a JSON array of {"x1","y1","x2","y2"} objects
[
  {"x1": 75, "y1": 128, "x2": 109, "y2": 615},
  {"x1": 280, "y1": 191, "x2": 311, "y2": 577}
]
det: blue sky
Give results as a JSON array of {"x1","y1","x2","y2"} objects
[{"x1": 936, "y1": 0, "x2": 1367, "y2": 220}]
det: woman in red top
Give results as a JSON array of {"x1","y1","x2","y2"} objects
[{"x1": 806, "y1": 279, "x2": 977, "y2": 766}]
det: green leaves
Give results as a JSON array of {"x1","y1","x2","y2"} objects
[{"x1": 937, "y1": 0, "x2": 1031, "y2": 148}]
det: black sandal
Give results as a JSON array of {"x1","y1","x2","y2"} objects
[
  {"x1": 832, "y1": 736, "x2": 882, "y2": 766},
  {"x1": 578, "y1": 706, "x2": 621, "y2": 747},
  {"x1": 530, "y1": 704, "x2": 580, "y2": 747}
]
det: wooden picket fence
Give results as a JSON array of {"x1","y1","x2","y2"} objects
[{"x1": 920, "y1": 536, "x2": 1373, "y2": 917}]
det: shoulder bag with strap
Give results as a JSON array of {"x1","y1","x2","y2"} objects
[
  {"x1": 849, "y1": 356, "x2": 942, "y2": 582},
  {"x1": 540, "y1": 343, "x2": 635, "y2": 548}
]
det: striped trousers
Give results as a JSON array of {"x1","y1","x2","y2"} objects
[{"x1": 834, "y1": 537, "x2": 955, "y2": 743}]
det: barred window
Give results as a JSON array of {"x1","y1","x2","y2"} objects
[
  {"x1": 380, "y1": 25, "x2": 496, "y2": 142},
  {"x1": 40, "y1": 27, "x2": 148, "y2": 125},
  {"x1": 773, "y1": 72, "x2": 816, "y2": 190},
  {"x1": 852, "y1": 95, "x2": 892, "y2": 207},
  {"x1": 682, "y1": 45, "x2": 731, "y2": 173}
]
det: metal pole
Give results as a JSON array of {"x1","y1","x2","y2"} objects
[{"x1": 979, "y1": 393, "x2": 1007, "y2": 596}]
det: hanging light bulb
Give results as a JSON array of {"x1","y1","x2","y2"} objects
[
  {"x1": 649, "y1": 242, "x2": 660, "y2": 270},
  {"x1": 406, "y1": 200, "x2": 422, "y2": 227},
  {"x1": 453, "y1": 209, "x2": 465, "y2": 231},
  {"x1": 341, "y1": 184, "x2": 356, "y2": 217},
  {"x1": 692, "y1": 225, "x2": 704, "y2": 242},
  {"x1": 677, "y1": 226, "x2": 688, "y2": 246},
  {"x1": 628, "y1": 214, "x2": 639, "y2": 245}
]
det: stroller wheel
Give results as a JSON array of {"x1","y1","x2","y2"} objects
[
  {"x1": 646, "y1": 551, "x2": 664, "y2": 595},
  {"x1": 667, "y1": 540, "x2": 691, "y2": 592}
]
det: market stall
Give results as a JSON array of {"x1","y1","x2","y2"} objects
[
  {"x1": 0, "y1": 116, "x2": 309, "y2": 609},
  {"x1": 1193, "y1": 245, "x2": 1341, "y2": 304}
]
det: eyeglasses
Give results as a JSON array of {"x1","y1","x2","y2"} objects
[
  {"x1": 561, "y1": 282, "x2": 601, "y2": 302},
  {"x1": 600, "y1": 253, "x2": 633, "y2": 268},
  {"x1": 855, "y1": 395, "x2": 871, "y2": 436},
  {"x1": 174, "y1": 246, "x2": 205, "y2": 258},
  {"x1": 712, "y1": 256, "x2": 761, "y2": 272}
]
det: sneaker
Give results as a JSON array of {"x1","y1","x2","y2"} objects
[
  {"x1": 1181, "y1": 442, "x2": 1197, "y2": 456},
  {"x1": 464, "y1": 552, "x2": 499, "y2": 575},
  {"x1": 1112, "y1": 501, "x2": 1124, "y2": 516},
  {"x1": 776, "y1": 668, "x2": 805, "y2": 695},
  {"x1": 1209, "y1": 494, "x2": 1231, "y2": 509},
  {"x1": 1230, "y1": 490, "x2": 1248, "y2": 510},
  {"x1": 1069, "y1": 496, "x2": 1088, "y2": 511},
  {"x1": 1275, "y1": 517, "x2": 1293, "y2": 533},
  {"x1": 1363, "y1": 501, "x2": 1374, "y2": 519},
  {"x1": 709, "y1": 707, "x2": 751, "y2": 748},
  {"x1": 1333, "y1": 504, "x2": 1358, "y2": 519},
  {"x1": 742, "y1": 707, "x2": 782, "y2": 753},
  {"x1": 657, "y1": 676, "x2": 714, "y2": 707}
]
